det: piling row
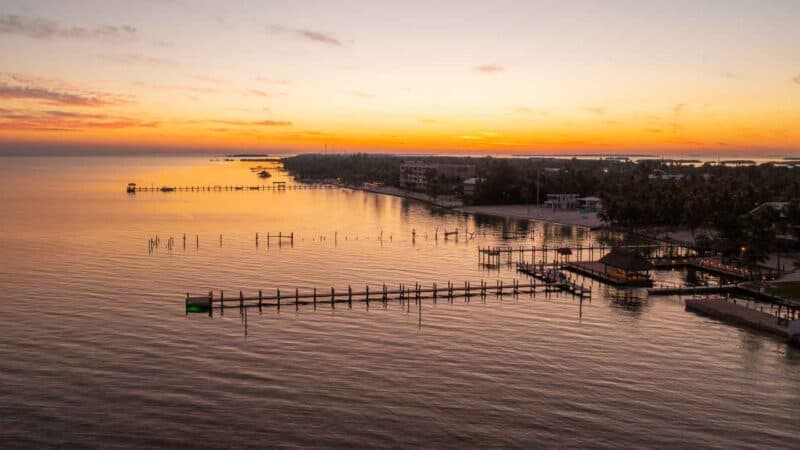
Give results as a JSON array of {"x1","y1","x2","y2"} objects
[
  {"x1": 128, "y1": 184, "x2": 334, "y2": 193},
  {"x1": 185, "y1": 278, "x2": 592, "y2": 316}
]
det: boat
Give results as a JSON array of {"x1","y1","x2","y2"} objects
[
  {"x1": 160, "y1": 186, "x2": 176, "y2": 192},
  {"x1": 257, "y1": 170, "x2": 271, "y2": 178},
  {"x1": 544, "y1": 268, "x2": 566, "y2": 283}
]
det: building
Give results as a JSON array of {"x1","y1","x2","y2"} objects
[
  {"x1": 462, "y1": 177, "x2": 478, "y2": 196},
  {"x1": 578, "y1": 196, "x2": 602, "y2": 211},
  {"x1": 399, "y1": 161, "x2": 476, "y2": 191},
  {"x1": 748, "y1": 202, "x2": 789, "y2": 216},
  {"x1": 648, "y1": 169, "x2": 685, "y2": 181},
  {"x1": 544, "y1": 194, "x2": 580, "y2": 209}
]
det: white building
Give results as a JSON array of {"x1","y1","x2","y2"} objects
[{"x1": 544, "y1": 194, "x2": 580, "y2": 209}]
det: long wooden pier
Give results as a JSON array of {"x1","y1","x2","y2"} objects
[
  {"x1": 127, "y1": 183, "x2": 335, "y2": 193},
  {"x1": 185, "y1": 278, "x2": 591, "y2": 315},
  {"x1": 651, "y1": 256, "x2": 780, "y2": 281},
  {"x1": 478, "y1": 243, "x2": 694, "y2": 266}
]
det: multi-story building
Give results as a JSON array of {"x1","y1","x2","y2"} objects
[{"x1": 399, "y1": 161, "x2": 476, "y2": 191}]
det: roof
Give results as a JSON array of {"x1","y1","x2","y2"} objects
[
  {"x1": 748, "y1": 202, "x2": 788, "y2": 215},
  {"x1": 599, "y1": 248, "x2": 652, "y2": 272}
]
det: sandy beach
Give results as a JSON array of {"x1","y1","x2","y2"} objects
[{"x1": 458, "y1": 204, "x2": 604, "y2": 229}]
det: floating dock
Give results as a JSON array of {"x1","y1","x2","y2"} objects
[{"x1": 685, "y1": 298, "x2": 795, "y2": 340}]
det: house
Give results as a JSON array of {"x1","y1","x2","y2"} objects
[
  {"x1": 597, "y1": 248, "x2": 653, "y2": 285},
  {"x1": 399, "y1": 161, "x2": 476, "y2": 190},
  {"x1": 648, "y1": 169, "x2": 685, "y2": 181},
  {"x1": 462, "y1": 177, "x2": 478, "y2": 196},
  {"x1": 578, "y1": 196, "x2": 602, "y2": 212},
  {"x1": 544, "y1": 194, "x2": 579, "y2": 209},
  {"x1": 748, "y1": 202, "x2": 789, "y2": 216}
]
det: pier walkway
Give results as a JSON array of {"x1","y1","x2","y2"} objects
[
  {"x1": 127, "y1": 183, "x2": 335, "y2": 193},
  {"x1": 186, "y1": 278, "x2": 591, "y2": 315}
]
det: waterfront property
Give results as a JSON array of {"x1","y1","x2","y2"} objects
[
  {"x1": 399, "y1": 161, "x2": 476, "y2": 191},
  {"x1": 543, "y1": 193, "x2": 580, "y2": 209},
  {"x1": 564, "y1": 248, "x2": 654, "y2": 286}
]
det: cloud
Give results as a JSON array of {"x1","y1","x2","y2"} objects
[
  {"x1": 585, "y1": 107, "x2": 605, "y2": 114},
  {"x1": 0, "y1": 107, "x2": 157, "y2": 131},
  {"x1": 99, "y1": 54, "x2": 176, "y2": 66},
  {"x1": 793, "y1": 74, "x2": 800, "y2": 85},
  {"x1": 266, "y1": 25, "x2": 343, "y2": 46},
  {"x1": 474, "y1": 64, "x2": 504, "y2": 73},
  {"x1": 253, "y1": 76, "x2": 290, "y2": 85},
  {"x1": 0, "y1": 82, "x2": 119, "y2": 106},
  {"x1": 0, "y1": 14, "x2": 136, "y2": 41},
  {"x1": 253, "y1": 120, "x2": 292, "y2": 126},
  {"x1": 204, "y1": 119, "x2": 292, "y2": 127}
]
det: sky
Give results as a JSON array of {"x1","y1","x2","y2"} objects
[{"x1": 0, "y1": 0, "x2": 799, "y2": 155}]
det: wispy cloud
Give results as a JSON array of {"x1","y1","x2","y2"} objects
[
  {"x1": 99, "y1": 54, "x2": 176, "y2": 66},
  {"x1": 0, "y1": 107, "x2": 157, "y2": 131},
  {"x1": 474, "y1": 64, "x2": 504, "y2": 73},
  {"x1": 0, "y1": 14, "x2": 136, "y2": 41},
  {"x1": 253, "y1": 76, "x2": 290, "y2": 85},
  {"x1": 585, "y1": 107, "x2": 605, "y2": 114},
  {"x1": 253, "y1": 120, "x2": 292, "y2": 126},
  {"x1": 0, "y1": 82, "x2": 120, "y2": 107},
  {"x1": 266, "y1": 25, "x2": 343, "y2": 46},
  {"x1": 204, "y1": 119, "x2": 292, "y2": 127},
  {"x1": 793, "y1": 74, "x2": 800, "y2": 85}
]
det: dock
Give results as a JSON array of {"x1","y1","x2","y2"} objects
[
  {"x1": 185, "y1": 278, "x2": 592, "y2": 316},
  {"x1": 685, "y1": 298, "x2": 795, "y2": 339},
  {"x1": 651, "y1": 256, "x2": 780, "y2": 280},
  {"x1": 478, "y1": 243, "x2": 694, "y2": 266},
  {"x1": 516, "y1": 263, "x2": 592, "y2": 298},
  {"x1": 126, "y1": 183, "x2": 335, "y2": 193},
  {"x1": 648, "y1": 284, "x2": 737, "y2": 296},
  {"x1": 563, "y1": 261, "x2": 653, "y2": 287}
]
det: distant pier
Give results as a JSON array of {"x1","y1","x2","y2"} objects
[{"x1": 127, "y1": 181, "x2": 334, "y2": 193}]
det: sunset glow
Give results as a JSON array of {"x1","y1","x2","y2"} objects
[{"x1": 2, "y1": 0, "x2": 799, "y2": 154}]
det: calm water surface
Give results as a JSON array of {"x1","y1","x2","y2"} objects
[{"x1": 0, "y1": 156, "x2": 798, "y2": 448}]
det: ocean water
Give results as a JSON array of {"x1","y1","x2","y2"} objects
[{"x1": 0, "y1": 156, "x2": 798, "y2": 448}]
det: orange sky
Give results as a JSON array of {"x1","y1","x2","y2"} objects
[{"x1": 1, "y1": 1, "x2": 799, "y2": 155}]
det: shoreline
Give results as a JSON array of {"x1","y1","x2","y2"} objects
[
  {"x1": 457, "y1": 204, "x2": 604, "y2": 230},
  {"x1": 343, "y1": 184, "x2": 604, "y2": 229}
]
